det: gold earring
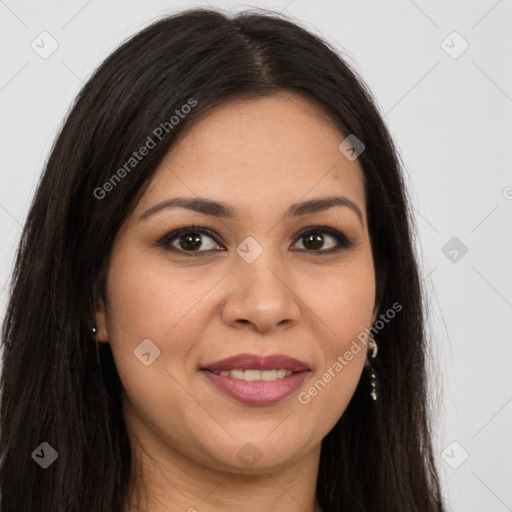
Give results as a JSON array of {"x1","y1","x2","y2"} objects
[
  {"x1": 370, "y1": 368, "x2": 377, "y2": 401},
  {"x1": 369, "y1": 338, "x2": 378, "y2": 358}
]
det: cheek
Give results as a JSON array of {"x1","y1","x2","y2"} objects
[
  {"x1": 297, "y1": 256, "x2": 375, "y2": 420},
  {"x1": 309, "y1": 254, "x2": 376, "y2": 346},
  {"x1": 104, "y1": 250, "x2": 211, "y2": 339},
  {"x1": 102, "y1": 251, "x2": 209, "y2": 427},
  {"x1": 103, "y1": 249, "x2": 225, "y2": 386}
]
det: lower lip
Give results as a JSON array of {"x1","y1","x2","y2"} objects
[{"x1": 201, "y1": 370, "x2": 309, "y2": 405}]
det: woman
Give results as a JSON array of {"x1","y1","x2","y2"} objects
[{"x1": 0, "y1": 7, "x2": 447, "y2": 512}]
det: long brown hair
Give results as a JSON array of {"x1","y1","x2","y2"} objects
[{"x1": 1, "y1": 7, "x2": 446, "y2": 511}]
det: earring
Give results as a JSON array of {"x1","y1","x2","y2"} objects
[
  {"x1": 368, "y1": 338, "x2": 378, "y2": 401},
  {"x1": 369, "y1": 338, "x2": 378, "y2": 358},
  {"x1": 91, "y1": 326, "x2": 103, "y2": 343},
  {"x1": 370, "y1": 368, "x2": 377, "y2": 401}
]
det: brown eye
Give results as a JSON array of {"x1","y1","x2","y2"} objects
[
  {"x1": 177, "y1": 232, "x2": 203, "y2": 251},
  {"x1": 291, "y1": 226, "x2": 353, "y2": 254},
  {"x1": 300, "y1": 233, "x2": 325, "y2": 251},
  {"x1": 156, "y1": 226, "x2": 223, "y2": 255}
]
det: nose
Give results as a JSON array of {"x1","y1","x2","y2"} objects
[{"x1": 221, "y1": 245, "x2": 301, "y2": 333}]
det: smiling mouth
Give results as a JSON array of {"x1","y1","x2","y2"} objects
[{"x1": 200, "y1": 352, "x2": 310, "y2": 405}]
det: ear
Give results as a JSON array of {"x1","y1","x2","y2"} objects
[{"x1": 94, "y1": 295, "x2": 109, "y2": 342}]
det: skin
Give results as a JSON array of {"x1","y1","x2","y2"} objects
[{"x1": 95, "y1": 91, "x2": 378, "y2": 512}]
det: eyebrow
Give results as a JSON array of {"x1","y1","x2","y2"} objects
[{"x1": 139, "y1": 195, "x2": 364, "y2": 227}]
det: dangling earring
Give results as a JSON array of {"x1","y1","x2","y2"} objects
[{"x1": 368, "y1": 338, "x2": 378, "y2": 401}]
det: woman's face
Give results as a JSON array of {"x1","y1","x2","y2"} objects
[{"x1": 96, "y1": 91, "x2": 377, "y2": 474}]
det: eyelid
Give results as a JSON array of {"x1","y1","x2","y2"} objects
[{"x1": 155, "y1": 223, "x2": 353, "y2": 255}]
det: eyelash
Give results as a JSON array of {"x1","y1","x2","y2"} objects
[{"x1": 155, "y1": 223, "x2": 354, "y2": 257}]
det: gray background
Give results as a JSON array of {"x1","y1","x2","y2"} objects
[{"x1": 1, "y1": 1, "x2": 511, "y2": 510}]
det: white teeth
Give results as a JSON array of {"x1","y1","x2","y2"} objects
[
  {"x1": 260, "y1": 370, "x2": 277, "y2": 381},
  {"x1": 230, "y1": 369, "x2": 245, "y2": 380},
  {"x1": 244, "y1": 369, "x2": 261, "y2": 381},
  {"x1": 212, "y1": 369, "x2": 294, "y2": 381}
]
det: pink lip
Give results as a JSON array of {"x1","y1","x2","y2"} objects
[
  {"x1": 200, "y1": 353, "x2": 310, "y2": 405},
  {"x1": 201, "y1": 353, "x2": 310, "y2": 372},
  {"x1": 202, "y1": 370, "x2": 309, "y2": 405}
]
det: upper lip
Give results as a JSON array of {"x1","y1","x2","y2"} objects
[{"x1": 201, "y1": 353, "x2": 310, "y2": 372}]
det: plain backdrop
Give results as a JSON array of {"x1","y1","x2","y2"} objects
[{"x1": 1, "y1": 1, "x2": 511, "y2": 511}]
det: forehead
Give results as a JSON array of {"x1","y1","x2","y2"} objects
[{"x1": 139, "y1": 92, "x2": 367, "y2": 222}]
